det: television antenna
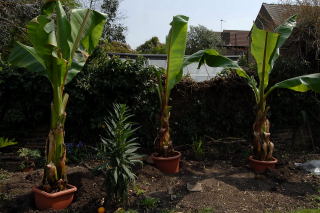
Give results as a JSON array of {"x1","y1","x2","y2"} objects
[{"x1": 220, "y1": 19, "x2": 226, "y2": 32}]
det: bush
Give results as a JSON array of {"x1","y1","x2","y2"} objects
[
  {"x1": 96, "y1": 104, "x2": 142, "y2": 203},
  {"x1": 65, "y1": 49, "x2": 161, "y2": 147}
]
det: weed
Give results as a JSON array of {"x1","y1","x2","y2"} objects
[
  {"x1": 139, "y1": 197, "x2": 159, "y2": 209},
  {"x1": 192, "y1": 137, "x2": 205, "y2": 160}
]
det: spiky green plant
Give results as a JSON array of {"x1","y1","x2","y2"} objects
[
  {"x1": 97, "y1": 104, "x2": 142, "y2": 203},
  {"x1": 9, "y1": 0, "x2": 106, "y2": 191}
]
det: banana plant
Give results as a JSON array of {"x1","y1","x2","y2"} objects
[
  {"x1": 155, "y1": 15, "x2": 189, "y2": 156},
  {"x1": 9, "y1": 0, "x2": 106, "y2": 191},
  {"x1": 184, "y1": 15, "x2": 320, "y2": 161}
]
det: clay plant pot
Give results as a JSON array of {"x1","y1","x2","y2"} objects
[
  {"x1": 151, "y1": 151, "x2": 181, "y2": 174},
  {"x1": 32, "y1": 184, "x2": 77, "y2": 210},
  {"x1": 248, "y1": 156, "x2": 278, "y2": 173}
]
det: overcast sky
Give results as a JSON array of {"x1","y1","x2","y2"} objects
[{"x1": 117, "y1": 0, "x2": 278, "y2": 49}]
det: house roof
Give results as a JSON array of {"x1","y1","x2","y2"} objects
[
  {"x1": 255, "y1": 3, "x2": 296, "y2": 31},
  {"x1": 221, "y1": 30, "x2": 250, "y2": 47}
]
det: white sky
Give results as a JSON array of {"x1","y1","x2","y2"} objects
[{"x1": 113, "y1": 0, "x2": 278, "y2": 48}]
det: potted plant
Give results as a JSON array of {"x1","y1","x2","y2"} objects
[
  {"x1": 9, "y1": 0, "x2": 106, "y2": 209},
  {"x1": 151, "y1": 15, "x2": 189, "y2": 174},
  {"x1": 184, "y1": 15, "x2": 320, "y2": 172}
]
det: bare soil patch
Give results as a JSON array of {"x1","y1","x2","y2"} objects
[{"x1": 0, "y1": 154, "x2": 320, "y2": 213}]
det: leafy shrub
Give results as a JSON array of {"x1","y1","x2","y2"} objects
[
  {"x1": 66, "y1": 52, "x2": 160, "y2": 147},
  {"x1": 96, "y1": 104, "x2": 142, "y2": 204}
]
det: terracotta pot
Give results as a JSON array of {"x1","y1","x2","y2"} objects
[
  {"x1": 32, "y1": 184, "x2": 77, "y2": 210},
  {"x1": 151, "y1": 151, "x2": 181, "y2": 174},
  {"x1": 248, "y1": 156, "x2": 278, "y2": 173}
]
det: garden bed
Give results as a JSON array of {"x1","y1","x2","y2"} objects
[{"x1": 1, "y1": 153, "x2": 319, "y2": 213}]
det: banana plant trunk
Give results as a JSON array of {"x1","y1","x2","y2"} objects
[
  {"x1": 43, "y1": 84, "x2": 69, "y2": 192},
  {"x1": 252, "y1": 101, "x2": 274, "y2": 161},
  {"x1": 155, "y1": 90, "x2": 173, "y2": 157}
]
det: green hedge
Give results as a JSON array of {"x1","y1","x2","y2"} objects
[{"x1": 1, "y1": 51, "x2": 319, "y2": 149}]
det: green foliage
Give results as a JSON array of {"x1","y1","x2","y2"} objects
[
  {"x1": 186, "y1": 25, "x2": 223, "y2": 55},
  {"x1": 17, "y1": 148, "x2": 41, "y2": 159},
  {"x1": 136, "y1": 37, "x2": 166, "y2": 54},
  {"x1": 66, "y1": 54, "x2": 160, "y2": 147},
  {"x1": 17, "y1": 148, "x2": 41, "y2": 170},
  {"x1": 0, "y1": 169, "x2": 11, "y2": 181},
  {"x1": 8, "y1": 0, "x2": 107, "y2": 190},
  {"x1": 139, "y1": 197, "x2": 159, "y2": 209},
  {"x1": 101, "y1": 0, "x2": 127, "y2": 42},
  {"x1": 96, "y1": 104, "x2": 142, "y2": 203},
  {"x1": 0, "y1": 137, "x2": 17, "y2": 149},
  {"x1": 133, "y1": 185, "x2": 145, "y2": 196},
  {"x1": 192, "y1": 137, "x2": 205, "y2": 160},
  {"x1": 101, "y1": 41, "x2": 135, "y2": 53},
  {"x1": 155, "y1": 15, "x2": 189, "y2": 155}
]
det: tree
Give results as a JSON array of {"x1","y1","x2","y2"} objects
[
  {"x1": 0, "y1": 0, "x2": 80, "y2": 58},
  {"x1": 101, "y1": 41, "x2": 135, "y2": 53},
  {"x1": 101, "y1": 0, "x2": 127, "y2": 42},
  {"x1": 186, "y1": 25, "x2": 222, "y2": 55},
  {"x1": 136, "y1": 37, "x2": 166, "y2": 54}
]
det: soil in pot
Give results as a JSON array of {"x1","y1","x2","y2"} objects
[
  {"x1": 151, "y1": 151, "x2": 181, "y2": 174},
  {"x1": 32, "y1": 184, "x2": 77, "y2": 210},
  {"x1": 248, "y1": 156, "x2": 278, "y2": 173}
]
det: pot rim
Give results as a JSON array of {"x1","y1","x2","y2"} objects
[
  {"x1": 32, "y1": 184, "x2": 77, "y2": 198},
  {"x1": 151, "y1": 151, "x2": 181, "y2": 160},
  {"x1": 248, "y1": 155, "x2": 278, "y2": 164}
]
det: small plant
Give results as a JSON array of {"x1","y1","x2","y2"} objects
[
  {"x1": 0, "y1": 169, "x2": 11, "y2": 181},
  {"x1": 17, "y1": 148, "x2": 41, "y2": 171},
  {"x1": 0, "y1": 137, "x2": 17, "y2": 149},
  {"x1": 96, "y1": 104, "x2": 142, "y2": 204},
  {"x1": 139, "y1": 197, "x2": 159, "y2": 210},
  {"x1": 192, "y1": 137, "x2": 205, "y2": 160},
  {"x1": 133, "y1": 184, "x2": 145, "y2": 196}
]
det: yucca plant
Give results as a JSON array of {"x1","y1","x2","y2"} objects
[
  {"x1": 184, "y1": 15, "x2": 320, "y2": 161},
  {"x1": 9, "y1": 0, "x2": 106, "y2": 191},
  {"x1": 155, "y1": 15, "x2": 189, "y2": 157},
  {"x1": 97, "y1": 104, "x2": 142, "y2": 203}
]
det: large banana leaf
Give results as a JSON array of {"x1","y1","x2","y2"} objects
[
  {"x1": 70, "y1": 9, "x2": 107, "y2": 56},
  {"x1": 269, "y1": 73, "x2": 320, "y2": 93},
  {"x1": 183, "y1": 49, "x2": 241, "y2": 70},
  {"x1": 165, "y1": 15, "x2": 189, "y2": 94},
  {"x1": 270, "y1": 15, "x2": 297, "y2": 68},
  {"x1": 251, "y1": 25, "x2": 279, "y2": 89},
  {"x1": 9, "y1": 42, "x2": 46, "y2": 76},
  {"x1": 183, "y1": 49, "x2": 260, "y2": 102},
  {"x1": 56, "y1": 1, "x2": 71, "y2": 59},
  {"x1": 9, "y1": 1, "x2": 107, "y2": 85}
]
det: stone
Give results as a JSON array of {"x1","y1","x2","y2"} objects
[{"x1": 187, "y1": 182, "x2": 203, "y2": 192}]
